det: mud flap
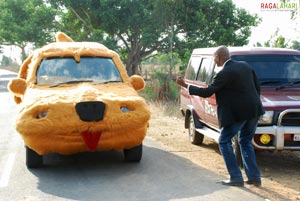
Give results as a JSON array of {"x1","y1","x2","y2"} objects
[{"x1": 192, "y1": 110, "x2": 203, "y2": 129}]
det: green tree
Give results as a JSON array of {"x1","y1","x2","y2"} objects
[
  {"x1": 48, "y1": 0, "x2": 260, "y2": 75},
  {"x1": 264, "y1": 29, "x2": 289, "y2": 48},
  {"x1": 176, "y1": 0, "x2": 260, "y2": 64},
  {"x1": 290, "y1": 40, "x2": 300, "y2": 50},
  {"x1": 0, "y1": 55, "x2": 13, "y2": 66},
  {"x1": 0, "y1": 0, "x2": 57, "y2": 60}
]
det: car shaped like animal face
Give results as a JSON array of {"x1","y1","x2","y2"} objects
[{"x1": 8, "y1": 32, "x2": 151, "y2": 168}]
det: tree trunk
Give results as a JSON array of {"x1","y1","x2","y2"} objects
[
  {"x1": 20, "y1": 46, "x2": 27, "y2": 62},
  {"x1": 126, "y1": 49, "x2": 142, "y2": 76}
]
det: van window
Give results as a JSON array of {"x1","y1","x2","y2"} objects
[
  {"x1": 196, "y1": 57, "x2": 213, "y2": 83},
  {"x1": 185, "y1": 56, "x2": 202, "y2": 81},
  {"x1": 231, "y1": 54, "x2": 300, "y2": 86},
  {"x1": 211, "y1": 63, "x2": 222, "y2": 82}
]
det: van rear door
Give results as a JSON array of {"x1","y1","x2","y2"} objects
[
  {"x1": 192, "y1": 56, "x2": 217, "y2": 125},
  {"x1": 181, "y1": 56, "x2": 202, "y2": 112},
  {"x1": 196, "y1": 57, "x2": 219, "y2": 128}
]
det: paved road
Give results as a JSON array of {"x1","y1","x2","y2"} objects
[{"x1": 0, "y1": 69, "x2": 264, "y2": 201}]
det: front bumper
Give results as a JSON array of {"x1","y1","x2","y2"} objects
[
  {"x1": 253, "y1": 109, "x2": 300, "y2": 150},
  {"x1": 254, "y1": 126, "x2": 300, "y2": 150}
]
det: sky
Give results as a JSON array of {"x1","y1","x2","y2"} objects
[{"x1": 232, "y1": 0, "x2": 300, "y2": 46}]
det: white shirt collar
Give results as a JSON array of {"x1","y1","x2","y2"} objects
[{"x1": 223, "y1": 59, "x2": 230, "y2": 67}]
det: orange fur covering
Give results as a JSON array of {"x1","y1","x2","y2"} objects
[{"x1": 8, "y1": 32, "x2": 151, "y2": 155}]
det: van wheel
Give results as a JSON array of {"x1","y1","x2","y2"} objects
[
  {"x1": 232, "y1": 135, "x2": 243, "y2": 168},
  {"x1": 188, "y1": 115, "x2": 204, "y2": 145},
  {"x1": 26, "y1": 146, "x2": 43, "y2": 168}
]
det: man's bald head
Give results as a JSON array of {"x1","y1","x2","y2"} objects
[
  {"x1": 215, "y1": 46, "x2": 230, "y2": 60},
  {"x1": 214, "y1": 46, "x2": 230, "y2": 67}
]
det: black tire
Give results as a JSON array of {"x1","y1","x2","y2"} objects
[
  {"x1": 26, "y1": 146, "x2": 43, "y2": 168},
  {"x1": 232, "y1": 135, "x2": 243, "y2": 168},
  {"x1": 188, "y1": 115, "x2": 204, "y2": 145},
  {"x1": 124, "y1": 144, "x2": 142, "y2": 162}
]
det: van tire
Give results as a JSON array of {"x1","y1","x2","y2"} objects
[
  {"x1": 232, "y1": 135, "x2": 243, "y2": 168},
  {"x1": 188, "y1": 115, "x2": 204, "y2": 145}
]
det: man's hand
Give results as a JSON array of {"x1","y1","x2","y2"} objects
[{"x1": 176, "y1": 77, "x2": 188, "y2": 88}]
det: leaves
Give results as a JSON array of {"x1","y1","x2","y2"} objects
[
  {"x1": 0, "y1": 0, "x2": 57, "y2": 47},
  {"x1": 0, "y1": 0, "x2": 260, "y2": 74}
]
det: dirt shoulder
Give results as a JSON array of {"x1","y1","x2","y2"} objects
[{"x1": 147, "y1": 103, "x2": 300, "y2": 201}]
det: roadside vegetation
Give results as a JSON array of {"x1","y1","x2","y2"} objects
[
  {"x1": 0, "y1": 0, "x2": 298, "y2": 104},
  {"x1": 0, "y1": 0, "x2": 260, "y2": 75}
]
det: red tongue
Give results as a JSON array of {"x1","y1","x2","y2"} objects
[{"x1": 81, "y1": 131, "x2": 102, "y2": 151}]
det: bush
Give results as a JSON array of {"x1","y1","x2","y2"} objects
[{"x1": 141, "y1": 71, "x2": 179, "y2": 102}]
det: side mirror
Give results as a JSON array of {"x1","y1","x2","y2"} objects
[
  {"x1": 129, "y1": 75, "x2": 145, "y2": 91},
  {"x1": 7, "y1": 78, "x2": 27, "y2": 96}
]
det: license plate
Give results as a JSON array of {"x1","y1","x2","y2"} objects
[{"x1": 294, "y1": 134, "x2": 300, "y2": 141}]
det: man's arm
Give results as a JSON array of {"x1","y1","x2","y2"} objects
[
  {"x1": 176, "y1": 77, "x2": 188, "y2": 88},
  {"x1": 176, "y1": 71, "x2": 229, "y2": 98}
]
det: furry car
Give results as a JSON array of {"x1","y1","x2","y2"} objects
[{"x1": 8, "y1": 32, "x2": 151, "y2": 168}]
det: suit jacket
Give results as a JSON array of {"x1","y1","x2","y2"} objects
[{"x1": 189, "y1": 59, "x2": 265, "y2": 128}]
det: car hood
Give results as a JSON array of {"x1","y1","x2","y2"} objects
[{"x1": 261, "y1": 90, "x2": 300, "y2": 109}]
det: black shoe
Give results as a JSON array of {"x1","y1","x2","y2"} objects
[
  {"x1": 220, "y1": 179, "x2": 244, "y2": 187},
  {"x1": 246, "y1": 179, "x2": 261, "y2": 187}
]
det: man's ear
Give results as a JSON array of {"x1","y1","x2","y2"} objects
[
  {"x1": 7, "y1": 78, "x2": 27, "y2": 97},
  {"x1": 129, "y1": 75, "x2": 145, "y2": 91}
]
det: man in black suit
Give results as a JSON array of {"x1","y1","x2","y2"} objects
[{"x1": 176, "y1": 46, "x2": 264, "y2": 187}]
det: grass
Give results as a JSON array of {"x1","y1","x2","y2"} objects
[{"x1": 148, "y1": 100, "x2": 182, "y2": 118}]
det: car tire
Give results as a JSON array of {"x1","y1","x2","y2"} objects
[
  {"x1": 124, "y1": 144, "x2": 142, "y2": 162},
  {"x1": 188, "y1": 115, "x2": 204, "y2": 145},
  {"x1": 26, "y1": 146, "x2": 43, "y2": 168},
  {"x1": 232, "y1": 135, "x2": 243, "y2": 168}
]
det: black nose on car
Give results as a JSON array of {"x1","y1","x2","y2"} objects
[{"x1": 75, "y1": 101, "x2": 105, "y2": 122}]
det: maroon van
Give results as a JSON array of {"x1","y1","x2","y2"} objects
[{"x1": 180, "y1": 47, "x2": 300, "y2": 164}]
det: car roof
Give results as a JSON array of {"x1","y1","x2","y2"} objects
[
  {"x1": 191, "y1": 46, "x2": 300, "y2": 56},
  {"x1": 34, "y1": 42, "x2": 116, "y2": 57},
  {"x1": 44, "y1": 41, "x2": 108, "y2": 49}
]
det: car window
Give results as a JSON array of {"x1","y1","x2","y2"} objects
[
  {"x1": 196, "y1": 57, "x2": 214, "y2": 83},
  {"x1": 185, "y1": 56, "x2": 202, "y2": 81},
  {"x1": 210, "y1": 63, "x2": 222, "y2": 83},
  {"x1": 231, "y1": 54, "x2": 300, "y2": 87},
  {"x1": 36, "y1": 57, "x2": 122, "y2": 85}
]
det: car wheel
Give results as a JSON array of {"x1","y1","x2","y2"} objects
[
  {"x1": 124, "y1": 144, "x2": 142, "y2": 162},
  {"x1": 188, "y1": 115, "x2": 204, "y2": 145},
  {"x1": 232, "y1": 135, "x2": 243, "y2": 168},
  {"x1": 26, "y1": 146, "x2": 43, "y2": 168}
]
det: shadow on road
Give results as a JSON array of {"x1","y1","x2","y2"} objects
[{"x1": 27, "y1": 145, "x2": 264, "y2": 201}]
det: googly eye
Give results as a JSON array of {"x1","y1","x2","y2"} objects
[
  {"x1": 120, "y1": 106, "x2": 131, "y2": 113},
  {"x1": 36, "y1": 111, "x2": 48, "y2": 119}
]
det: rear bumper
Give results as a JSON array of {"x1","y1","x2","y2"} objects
[{"x1": 254, "y1": 126, "x2": 300, "y2": 150}]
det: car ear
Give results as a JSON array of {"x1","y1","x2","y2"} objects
[
  {"x1": 129, "y1": 75, "x2": 145, "y2": 91},
  {"x1": 7, "y1": 78, "x2": 27, "y2": 97}
]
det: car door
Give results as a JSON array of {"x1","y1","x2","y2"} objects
[
  {"x1": 192, "y1": 56, "x2": 215, "y2": 123},
  {"x1": 204, "y1": 62, "x2": 221, "y2": 128},
  {"x1": 181, "y1": 56, "x2": 202, "y2": 112}
]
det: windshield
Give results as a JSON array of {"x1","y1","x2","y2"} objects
[
  {"x1": 231, "y1": 54, "x2": 300, "y2": 87},
  {"x1": 36, "y1": 57, "x2": 122, "y2": 85}
]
